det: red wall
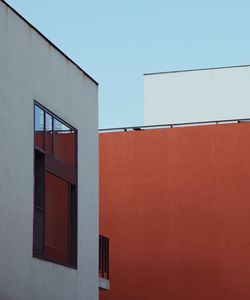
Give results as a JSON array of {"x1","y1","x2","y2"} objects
[{"x1": 100, "y1": 123, "x2": 250, "y2": 300}]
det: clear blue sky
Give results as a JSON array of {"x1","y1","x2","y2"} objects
[{"x1": 6, "y1": 0, "x2": 250, "y2": 128}]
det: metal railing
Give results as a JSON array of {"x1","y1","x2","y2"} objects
[
  {"x1": 99, "y1": 117, "x2": 250, "y2": 133},
  {"x1": 99, "y1": 235, "x2": 109, "y2": 280}
]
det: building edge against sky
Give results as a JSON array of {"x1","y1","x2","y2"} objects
[
  {"x1": 144, "y1": 65, "x2": 250, "y2": 126},
  {"x1": 0, "y1": 1, "x2": 99, "y2": 299}
]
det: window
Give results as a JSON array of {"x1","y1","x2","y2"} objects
[{"x1": 33, "y1": 102, "x2": 77, "y2": 268}]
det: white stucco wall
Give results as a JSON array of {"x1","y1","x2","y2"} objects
[
  {"x1": 0, "y1": 2, "x2": 98, "y2": 300},
  {"x1": 144, "y1": 66, "x2": 250, "y2": 126}
]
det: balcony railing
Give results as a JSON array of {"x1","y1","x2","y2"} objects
[
  {"x1": 99, "y1": 235, "x2": 109, "y2": 280},
  {"x1": 99, "y1": 117, "x2": 250, "y2": 132}
]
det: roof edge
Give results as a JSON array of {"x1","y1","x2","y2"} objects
[
  {"x1": 99, "y1": 117, "x2": 250, "y2": 132},
  {"x1": 144, "y1": 64, "x2": 250, "y2": 76},
  {"x1": 1, "y1": 0, "x2": 98, "y2": 85}
]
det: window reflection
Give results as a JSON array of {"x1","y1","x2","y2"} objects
[
  {"x1": 35, "y1": 105, "x2": 44, "y2": 150},
  {"x1": 46, "y1": 113, "x2": 53, "y2": 155},
  {"x1": 34, "y1": 103, "x2": 76, "y2": 167},
  {"x1": 54, "y1": 118, "x2": 76, "y2": 168},
  {"x1": 34, "y1": 102, "x2": 77, "y2": 267}
]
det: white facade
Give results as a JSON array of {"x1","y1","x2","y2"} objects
[
  {"x1": 0, "y1": 1, "x2": 99, "y2": 300},
  {"x1": 144, "y1": 66, "x2": 250, "y2": 126}
]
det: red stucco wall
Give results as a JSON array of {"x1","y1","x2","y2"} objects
[{"x1": 100, "y1": 123, "x2": 250, "y2": 300}]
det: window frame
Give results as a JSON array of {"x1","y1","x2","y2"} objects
[{"x1": 33, "y1": 100, "x2": 78, "y2": 269}]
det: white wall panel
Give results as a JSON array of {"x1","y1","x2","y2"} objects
[
  {"x1": 0, "y1": 2, "x2": 98, "y2": 299},
  {"x1": 144, "y1": 66, "x2": 250, "y2": 126}
]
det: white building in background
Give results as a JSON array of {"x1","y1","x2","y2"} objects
[
  {"x1": 0, "y1": 1, "x2": 105, "y2": 299},
  {"x1": 144, "y1": 65, "x2": 250, "y2": 126}
]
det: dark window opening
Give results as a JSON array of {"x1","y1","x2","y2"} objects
[{"x1": 33, "y1": 102, "x2": 77, "y2": 268}]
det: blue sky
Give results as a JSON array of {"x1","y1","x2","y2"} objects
[{"x1": 6, "y1": 0, "x2": 250, "y2": 128}]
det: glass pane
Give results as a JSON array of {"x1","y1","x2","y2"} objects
[
  {"x1": 44, "y1": 172, "x2": 69, "y2": 264},
  {"x1": 35, "y1": 150, "x2": 45, "y2": 208},
  {"x1": 45, "y1": 113, "x2": 53, "y2": 155},
  {"x1": 54, "y1": 118, "x2": 76, "y2": 167},
  {"x1": 35, "y1": 105, "x2": 44, "y2": 150},
  {"x1": 33, "y1": 208, "x2": 44, "y2": 256}
]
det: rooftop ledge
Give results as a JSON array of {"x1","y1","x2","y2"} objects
[{"x1": 99, "y1": 117, "x2": 250, "y2": 133}]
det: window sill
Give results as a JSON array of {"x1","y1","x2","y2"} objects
[{"x1": 33, "y1": 253, "x2": 77, "y2": 270}]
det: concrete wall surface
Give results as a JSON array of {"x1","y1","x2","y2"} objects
[
  {"x1": 0, "y1": 1, "x2": 99, "y2": 299},
  {"x1": 144, "y1": 66, "x2": 250, "y2": 126},
  {"x1": 100, "y1": 123, "x2": 250, "y2": 300}
]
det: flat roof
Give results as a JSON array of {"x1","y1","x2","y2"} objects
[
  {"x1": 144, "y1": 64, "x2": 250, "y2": 76},
  {"x1": 1, "y1": 0, "x2": 98, "y2": 85}
]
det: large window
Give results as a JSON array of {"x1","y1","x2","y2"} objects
[{"x1": 33, "y1": 102, "x2": 77, "y2": 268}]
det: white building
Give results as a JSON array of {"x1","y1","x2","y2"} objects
[
  {"x1": 144, "y1": 65, "x2": 250, "y2": 126},
  {"x1": 0, "y1": 1, "x2": 102, "y2": 299}
]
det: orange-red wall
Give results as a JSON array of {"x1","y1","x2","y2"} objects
[{"x1": 100, "y1": 123, "x2": 250, "y2": 300}]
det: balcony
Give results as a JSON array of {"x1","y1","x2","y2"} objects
[{"x1": 99, "y1": 234, "x2": 110, "y2": 290}]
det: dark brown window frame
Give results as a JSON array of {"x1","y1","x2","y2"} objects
[{"x1": 33, "y1": 100, "x2": 78, "y2": 269}]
